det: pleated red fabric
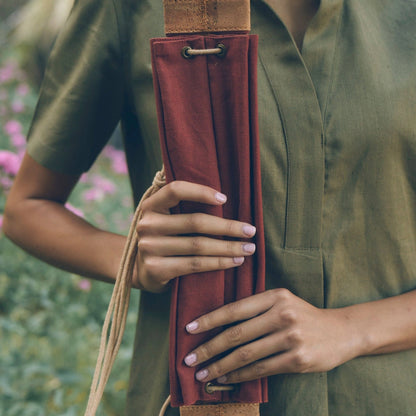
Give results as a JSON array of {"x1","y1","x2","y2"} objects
[{"x1": 151, "y1": 34, "x2": 267, "y2": 407}]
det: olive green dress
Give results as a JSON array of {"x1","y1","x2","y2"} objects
[{"x1": 26, "y1": 0, "x2": 416, "y2": 414}]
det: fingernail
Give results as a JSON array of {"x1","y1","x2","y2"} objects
[
  {"x1": 215, "y1": 192, "x2": 227, "y2": 203},
  {"x1": 243, "y1": 225, "x2": 256, "y2": 237},
  {"x1": 217, "y1": 375, "x2": 227, "y2": 384},
  {"x1": 233, "y1": 257, "x2": 244, "y2": 264},
  {"x1": 186, "y1": 321, "x2": 199, "y2": 332},
  {"x1": 184, "y1": 353, "x2": 197, "y2": 366},
  {"x1": 196, "y1": 369, "x2": 209, "y2": 381},
  {"x1": 243, "y1": 243, "x2": 256, "y2": 254}
]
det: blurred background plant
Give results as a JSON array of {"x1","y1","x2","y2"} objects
[{"x1": 0, "y1": 2, "x2": 139, "y2": 415}]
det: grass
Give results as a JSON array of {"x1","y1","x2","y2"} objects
[{"x1": 0, "y1": 48, "x2": 139, "y2": 415}]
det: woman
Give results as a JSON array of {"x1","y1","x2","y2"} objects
[{"x1": 4, "y1": 0, "x2": 416, "y2": 414}]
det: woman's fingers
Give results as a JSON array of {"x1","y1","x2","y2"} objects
[
  {"x1": 138, "y1": 212, "x2": 256, "y2": 238},
  {"x1": 135, "y1": 180, "x2": 257, "y2": 293},
  {"x1": 184, "y1": 313, "x2": 277, "y2": 368},
  {"x1": 138, "y1": 235, "x2": 256, "y2": 257},
  {"x1": 185, "y1": 291, "x2": 278, "y2": 335},
  {"x1": 215, "y1": 351, "x2": 298, "y2": 385},
  {"x1": 140, "y1": 255, "x2": 245, "y2": 289},
  {"x1": 190, "y1": 332, "x2": 290, "y2": 383},
  {"x1": 142, "y1": 181, "x2": 227, "y2": 214}
]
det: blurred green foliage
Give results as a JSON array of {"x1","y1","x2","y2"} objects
[{"x1": 0, "y1": 44, "x2": 140, "y2": 415}]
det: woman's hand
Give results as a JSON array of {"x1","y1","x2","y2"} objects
[
  {"x1": 183, "y1": 288, "x2": 365, "y2": 384},
  {"x1": 133, "y1": 181, "x2": 257, "y2": 293}
]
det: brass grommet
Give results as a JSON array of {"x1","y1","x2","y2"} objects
[
  {"x1": 205, "y1": 382, "x2": 236, "y2": 394},
  {"x1": 181, "y1": 46, "x2": 193, "y2": 59},
  {"x1": 216, "y1": 43, "x2": 227, "y2": 58}
]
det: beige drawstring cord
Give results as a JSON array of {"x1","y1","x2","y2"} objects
[
  {"x1": 84, "y1": 166, "x2": 237, "y2": 416},
  {"x1": 84, "y1": 167, "x2": 166, "y2": 416},
  {"x1": 159, "y1": 395, "x2": 172, "y2": 416}
]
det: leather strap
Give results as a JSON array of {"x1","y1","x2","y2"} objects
[
  {"x1": 163, "y1": 0, "x2": 250, "y2": 34},
  {"x1": 180, "y1": 403, "x2": 260, "y2": 416},
  {"x1": 161, "y1": 2, "x2": 259, "y2": 415}
]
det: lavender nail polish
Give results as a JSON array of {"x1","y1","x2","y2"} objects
[
  {"x1": 217, "y1": 376, "x2": 227, "y2": 384},
  {"x1": 186, "y1": 321, "x2": 199, "y2": 332},
  {"x1": 243, "y1": 225, "x2": 256, "y2": 237},
  {"x1": 215, "y1": 192, "x2": 227, "y2": 203},
  {"x1": 243, "y1": 243, "x2": 256, "y2": 253},
  {"x1": 196, "y1": 369, "x2": 209, "y2": 381},
  {"x1": 184, "y1": 353, "x2": 197, "y2": 366}
]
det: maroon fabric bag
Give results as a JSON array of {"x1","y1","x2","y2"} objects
[{"x1": 151, "y1": 34, "x2": 267, "y2": 407}]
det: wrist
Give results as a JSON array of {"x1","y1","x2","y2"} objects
[
  {"x1": 330, "y1": 306, "x2": 373, "y2": 361},
  {"x1": 336, "y1": 304, "x2": 378, "y2": 358}
]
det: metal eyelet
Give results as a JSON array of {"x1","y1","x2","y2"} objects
[
  {"x1": 215, "y1": 43, "x2": 227, "y2": 58},
  {"x1": 181, "y1": 46, "x2": 194, "y2": 59},
  {"x1": 181, "y1": 44, "x2": 227, "y2": 59},
  {"x1": 205, "y1": 382, "x2": 236, "y2": 394}
]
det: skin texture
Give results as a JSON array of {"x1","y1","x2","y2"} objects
[
  {"x1": 4, "y1": 154, "x2": 256, "y2": 291},
  {"x1": 183, "y1": 289, "x2": 416, "y2": 384},
  {"x1": 266, "y1": 0, "x2": 321, "y2": 49},
  {"x1": 135, "y1": 181, "x2": 256, "y2": 293},
  {"x1": 5, "y1": 154, "x2": 416, "y2": 388},
  {"x1": 4, "y1": 0, "x2": 416, "y2": 392}
]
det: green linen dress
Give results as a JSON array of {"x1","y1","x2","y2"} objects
[{"x1": 26, "y1": 0, "x2": 416, "y2": 414}]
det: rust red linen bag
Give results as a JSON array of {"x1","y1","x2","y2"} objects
[{"x1": 151, "y1": 34, "x2": 267, "y2": 407}]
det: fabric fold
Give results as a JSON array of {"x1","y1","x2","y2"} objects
[{"x1": 151, "y1": 34, "x2": 266, "y2": 407}]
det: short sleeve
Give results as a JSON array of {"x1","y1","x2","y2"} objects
[{"x1": 26, "y1": 0, "x2": 125, "y2": 175}]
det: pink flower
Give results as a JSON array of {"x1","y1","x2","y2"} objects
[
  {"x1": 65, "y1": 203, "x2": 85, "y2": 218},
  {"x1": 79, "y1": 173, "x2": 89, "y2": 183},
  {"x1": 10, "y1": 133, "x2": 26, "y2": 149},
  {"x1": 77, "y1": 279, "x2": 91, "y2": 292},
  {"x1": 17, "y1": 84, "x2": 29, "y2": 96},
  {"x1": 102, "y1": 145, "x2": 121, "y2": 159},
  {"x1": 4, "y1": 120, "x2": 22, "y2": 136},
  {"x1": 112, "y1": 156, "x2": 128, "y2": 175},
  {"x1": 103, "y1": 145, "x2": 128, "y2": 175},
  {"x1": 82, "y1": 187, "x2": 105, "y2": 202},
  {"x1": 11, "y1": 101, "x2": 25, "y2": 113},
  {"x1": 0, "y1": 215, "x2": 3, "y2": 231},
  {"x1": 0, "y1": 150, "x2": 21, "y2": 176},
  {"x1": 92, "y1": 175, "x2": 116, "y2": 194},
  {"x1": 0, "y1": 63, "x2": 15, "y2": 83},
  {"x1": 0, "y1": 176, "x2": 13, "y2": 190}
]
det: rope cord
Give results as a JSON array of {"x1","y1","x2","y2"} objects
[
  {"x1": 84, "y1": 167, "x2": 166, "y2": 416},
  {"x1": 84, "y1": 166, "x2": 235, "y2": 415},
  {"x1": 159, "y1": 395, "x2": 172, "y2": 416},
  {"x1": 181, "y1": 43, "x2": 226, "y2": 59}
]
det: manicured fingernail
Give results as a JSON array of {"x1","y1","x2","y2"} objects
[
  {"x1": 217, "y1": 376, "x2": 227, "y2": 384},
  {"x1": 243, "y1": 225, "x2": 256, "y2": 237},
  {"x1": 243, "y1": 243, "x2": 256, "y2": 254},
  {"x1": 196, "y1": 369, "x2": 209, "y2": 381},
  {"x1": 215, "y1": 192, "x2": 227, "y2": 203},
  {"x1": 186, "y1": 321, "x2": 199, "y2": 332},
  {"x1": 184, "y1": 353, "x2": 197, "y2": 366},
  {"x1": 233, "y1": 257, "x2": 244, "y2": 264}
]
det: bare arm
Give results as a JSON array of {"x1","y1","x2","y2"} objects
[
  {"x1": 3, "y1": 153, "x2": 127, "y2": 284},
  {"x1": 4, "y1": 153, "x2": 256, "y2": 290}
]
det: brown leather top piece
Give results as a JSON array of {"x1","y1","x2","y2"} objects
[
  {"x1": 179, "y1": 403, "x2": 260, "y2": 416},
  {"x1": 163, "y1": 0, "x2": 250, "y2": 34}
]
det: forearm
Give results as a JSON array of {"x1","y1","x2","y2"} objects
[
  {"x1": 341, "y1": 289, "x2": 416, "y2": 357},
  {"x1": 4, "y1": 197, "x2": 126, "y2": 283}
]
